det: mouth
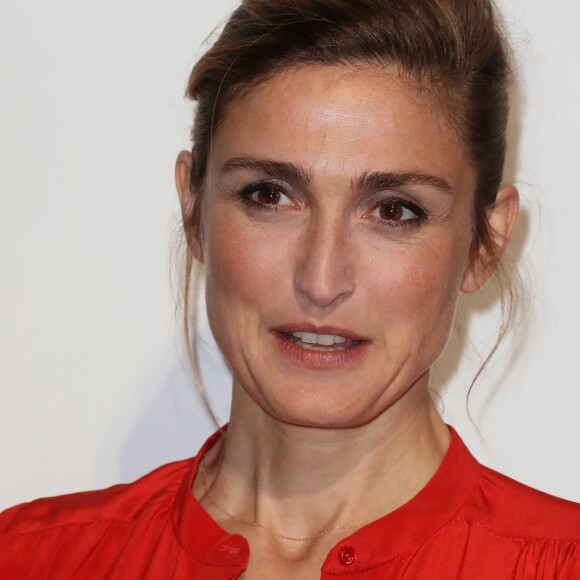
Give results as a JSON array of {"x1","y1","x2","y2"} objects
[
  {"x1": 272, "y1": 323, "x2": 369, "y2": 368},
  {"x1": 282, "y1": 330, "x2": 361, "y2": 351}
]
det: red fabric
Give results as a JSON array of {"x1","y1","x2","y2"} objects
[{"x1": 1, "y1": 427, "x2": 580, "y2": 579}]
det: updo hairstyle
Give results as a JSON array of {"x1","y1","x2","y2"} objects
[{"x1": 179, "y1": 0, "x2": 516, "y2": 398}]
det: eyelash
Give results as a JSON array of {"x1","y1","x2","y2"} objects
[
  {"x1": 236, "y1": 181, "x2": 427, "y2": 229},
  {"x1": 238, "y1": 182, "x2": 293, "y2": 213},
  {"x1": 371, "y1": 197, "x2": 427, "y2": 230}
]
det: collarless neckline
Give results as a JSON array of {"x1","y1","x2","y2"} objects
[{"x1": 171, "y1": 425, "x2": 481, "y2": 571}]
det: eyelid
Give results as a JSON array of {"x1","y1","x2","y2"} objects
[
  {"x1": 363, "y1": 190, "x2": 426, "y2": 214},
  {"x1": 369, "y1": 202, "x2": 418, "y2": 221},
  {"x1": 237, "y1": 179, "x2": 300, "y2": 210},
  {"x1": 363, "y1": 188, "x2": 420, "y2": 205}
]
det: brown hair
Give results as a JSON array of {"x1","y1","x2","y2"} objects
[{"x1": 179, "y1": 0, "x2": 515, "y2": 402}]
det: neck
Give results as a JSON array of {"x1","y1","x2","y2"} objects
[{"x1": 197, "y1": 376, "x2": 450, "y2": 545}]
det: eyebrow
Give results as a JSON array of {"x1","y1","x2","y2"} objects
[
  {"x1": 220, "y1": 157, "x2": 312, "y2": 188},
  {"x1": 220, "y1": 156, "x2": 453, "y2": 195},
  {"x1": 355, "y1": 171, "x2": 454, "y2": 195}
]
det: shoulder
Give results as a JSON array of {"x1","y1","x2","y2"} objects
[
  {"x1": 0, "y1": 457, "x2": 193, "y2": 538},
  {"x1": 461, "y1": 463, "x2": 580, "y2": 542}
]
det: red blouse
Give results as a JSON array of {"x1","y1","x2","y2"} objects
[{"x1": 1, "y1": 427, "x2": 580, "y2": 579}]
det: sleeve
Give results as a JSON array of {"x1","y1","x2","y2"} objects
[
  {"x1": 0, "y1": 502, "x2": 25, "y2": 534},
  {"x1": 0, "y1": 504, "x2": 112, "y2": 579},
  {"x1": 514, "y1": 539, "x2": 580, "y2": 579},
  {"x1": 0, "y1": 503, "x2": 37, "y2": 578}
]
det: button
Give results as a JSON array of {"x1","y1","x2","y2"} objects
[
  {"x1": 218, "y1": 539, "x2": 242, "y2": 555},
  {"x1": 338, "y1": 545, "x2": 357, "y2": 566},
  {"x1": 210, "y1": 535, "x2": 250, "y2": 568}
]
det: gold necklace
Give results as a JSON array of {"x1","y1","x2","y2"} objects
[{"x1": 201, "y1": 457, "x2": 370, "y2": 542}]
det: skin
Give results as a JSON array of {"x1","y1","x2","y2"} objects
[{"x1": 175, "y1": 65, "x2": 519, "y2": 578}]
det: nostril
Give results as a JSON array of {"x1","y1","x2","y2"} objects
[
  {"x1": 294, "y1": 237, "x2": 355, "y2": 307},
  {"x1": 294, "y1": 277, "x2": 354, "y2": 308}
]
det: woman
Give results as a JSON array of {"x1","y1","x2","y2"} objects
[{"x1": 1, "y1": 0, "x2": 579, "y2": 578}]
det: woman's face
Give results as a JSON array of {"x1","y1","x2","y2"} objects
[{"x1": 189, "y1": 66, "x2": 482, "y2": 428}]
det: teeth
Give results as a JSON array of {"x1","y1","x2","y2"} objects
[
  {"x1": 318, "y1": 334, "x2": 336, "y2": 346},
  {"x1": 290, "y1": 332, "x2": 349, "y2": 345},
  {"x1": 301, "y1": 332, "x2": 318, "y2": 344}
]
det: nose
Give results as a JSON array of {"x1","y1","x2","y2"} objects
[{"x1": 293, "y1": 213, "x2": 355, "y2": 309}]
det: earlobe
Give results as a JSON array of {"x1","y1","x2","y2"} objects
[
  {"x1": 461, "y1": 185, "x2": 519, "y2": 293},
  {"x1": 175, "y1": 150, "x2": 204, "y2": 263}
]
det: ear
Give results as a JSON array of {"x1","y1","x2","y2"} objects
[
  {"x1": 175, "y1": 150, "x2": 204, "y2": 263},
  {"x1": 461, "y1": 185, "x2": 519, "y2": 293}
]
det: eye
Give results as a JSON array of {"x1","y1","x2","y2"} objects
[
  {"x1": 242, "y1": 183, "x2": 294, "y2": 207},
  {"x1": 370, "y1": 199, "x2": 424, "y2": 226}
]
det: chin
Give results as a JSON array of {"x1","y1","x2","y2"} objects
[{"x1": 245, "y1": 378, "x2": 395, "y2": 430}]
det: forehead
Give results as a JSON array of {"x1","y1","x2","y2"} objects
[{"x1": 211, "y1": 65, "x2": 474, "y2": 193}]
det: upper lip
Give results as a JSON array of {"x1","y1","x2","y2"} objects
[{"x1": 273, "y1": 322, "x2": 367, "y2": 342}]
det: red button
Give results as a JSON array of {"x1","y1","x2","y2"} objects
[
  {"x1": 338, "y1": 545, "x2": 356, "y2": 566},
  {"x1": 218, "y1": 540, "x2": 242, "y2": 555}
]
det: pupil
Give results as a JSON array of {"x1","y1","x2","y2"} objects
[
  {"x1": 258, "y1": 186, "x2": 281, "y2": 204},
  {"x1": 380, "y1": 201, "x2": 403, "y2": 221}
]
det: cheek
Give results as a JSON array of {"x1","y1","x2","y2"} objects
[
  {"x1": 203, "y1": 211, "x2": 290, "y2": 338},
  {"x1": 362, "y1": 234, "x2": 468, "y2": 340}
]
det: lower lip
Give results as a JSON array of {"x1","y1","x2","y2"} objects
[{"x1": 272, "y1": 332, "x2": 370, "y2": 369}]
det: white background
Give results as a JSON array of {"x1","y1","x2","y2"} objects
[{"x1": 1, "y1": 0, "x2": 579, "y2": 511}]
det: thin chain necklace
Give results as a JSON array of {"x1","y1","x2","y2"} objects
[{"x1": 201, "y1": 456, "x2": 370, "y2": 542}]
